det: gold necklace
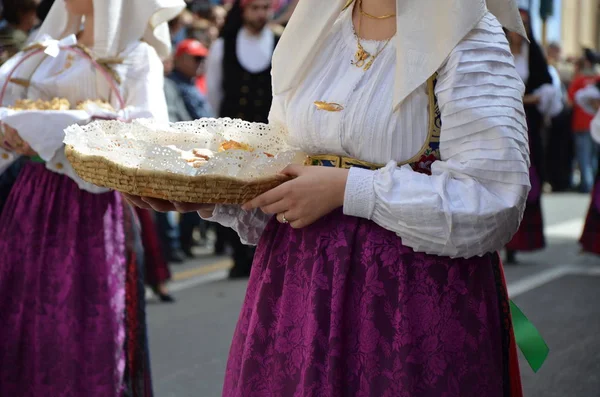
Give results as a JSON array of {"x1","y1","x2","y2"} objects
[
  {"x1": 351, "y1": 7, "x2": 393, "y2": 71},
  {"x1": 359, "y1": 0, "x2": 395, "y2": 20}
]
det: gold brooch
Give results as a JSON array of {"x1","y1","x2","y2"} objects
[{"x1": 314, "y1": 101, "x2": 344, "y2": 112}]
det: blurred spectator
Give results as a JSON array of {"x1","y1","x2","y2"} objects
[
  {"x1": 212, "y1": 5, "x2": 228, "y2": 30},
  {"x1": 568, "y1": 49, "x2": 600, "y2": 193},
  {"x1": 546, "y1": 42, "x2": 574, "y2": 84},
  {"x1": 0, "y1": 0, "x2": 39, "y2": 63},
  {"x1": 171, "y1": 39, "x2": 212, "y2": 119},
  {"x1": 545, "y1": 42, "x2": 575, "y2": 192},
  {"x1": 272, "y1": 0, "x2": 297, "y2": 26},
  {"x1": 188, "y1": 18, "x2": 219, "y2": 48},
  {"x1": 169, "y1": 39, "x2": 213, "y2": 257},
  {"x1": 205, "y1": 0, "x2": 280, "y2": 278},
  {"x1": 169, "y1": 9, "x2": 194, "y2": 48}
]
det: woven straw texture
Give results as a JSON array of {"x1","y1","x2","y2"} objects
[{"x1": 64, "y1": 118, "x2": 305, "y2": 204}]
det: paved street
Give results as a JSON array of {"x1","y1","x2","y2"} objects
[{"x1": 148, "y1": 193, "x2": 600, "y2": 397}]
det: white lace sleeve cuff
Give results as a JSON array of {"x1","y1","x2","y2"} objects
[
  {"x1": 200, "y1": 204, "x2": 271, "y2": 246},
  {"x1": 343, "y1": 166, "x2": 376, "y2": 219}
]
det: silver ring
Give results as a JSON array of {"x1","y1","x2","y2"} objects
[{"x1": 281, "y1": 213, "x2": 289, "y2": 224}]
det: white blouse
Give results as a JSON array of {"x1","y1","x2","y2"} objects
[
  {"x1": 0, "y1": 39, "x2": 168, "y2": 193},
  {"x1": 204, "y1": 10, "x2": 531, "y2": 259}
]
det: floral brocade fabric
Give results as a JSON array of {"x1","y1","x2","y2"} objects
[{"x1": 222, "y1": 208, "x2": 517, "y2": 397}]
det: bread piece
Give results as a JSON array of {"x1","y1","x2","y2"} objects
[{"x1": 218, "y1": 140, "x2": 254, "y2": 152}]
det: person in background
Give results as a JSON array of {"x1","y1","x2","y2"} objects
[
  {"x1": 545, "y1": 41, "x2": 574, "y2": 192},
  {"x1": 0, "y1": 0, "x2": 39, "y2": 64},
  {"x1": 547, "y1": 41, "x2": 575, "y2": 85},
  {"x1": 576, "y1": 82, "x2": 600, "y2": 254},
  {"x1": 568, "y1": 48, "x2": 600, "y2": 193},
  {"x1": 171, "y1": 38, "x2": 212, "y2": 119},
  {"x1": 212, "y1": 4, "x2": 228, "y2": 30},
  {"x1": 169, "y1": 8, "x2": 194, "y2": 48},
  {"x1": 186, "y1": 20, "x2": 218, "y2": 93},
  {"x1": 169, "y1": 38, "x2": 213, "y2": 257},
  {"x1": 137, "y1": 206, "x2": 176, "y2": 302},
  {"x1": 272, "y1": 0, "x2": 297, "y2": 26},
  {"x1": 504, "y1": 7, "x2": 562, "y2": 264},
  {"x1": 205, "y1": 0, "x2": 280, "y2": 278},
  {"x1": 0, "y1": 0, "x2": 185, "y2": 394}
]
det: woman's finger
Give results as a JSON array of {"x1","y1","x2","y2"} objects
[
  {"x1": 276, "y1": 209, "x2": 298, "y2": 224},
  {"x1": 172, "y1": 201, "x2": 212, "y2": 213},
  {"x1": 242, "y1": 183, "x2": 289, "y2": 211},
  {"x1": 122, "y1": 193, "x2": 153, "y2": 209},
  {"x1": 140, "y1": 197, "x2": 175, "y2": 212},
  {"x1": 260, "y1": 198, "x2": 290, "y2": 215}
]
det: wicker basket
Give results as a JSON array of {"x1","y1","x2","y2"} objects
[
  {"x1": 64, "y1": 118, "x2": 305, "y2": 204},
  {"x1": 65, "y1": 145, "x2": 291, "y2": 203}
]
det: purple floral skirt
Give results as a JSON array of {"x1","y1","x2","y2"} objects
[
  {"x1": 0, "y1": 163, "x2": 145, "y2": 396},
  {"x1": 223, "y1": 208, "x2": 522, "y2": 397},
  {"x1": 580, "y1": 176, "x2": 600, "y2": 255}
]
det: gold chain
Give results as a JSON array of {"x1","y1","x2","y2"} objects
[
  {"x1": 359, "y1": 0, "x2": 395, "y2": 20},
  {"x1": 351, "y1": 3, "x2": 393, "y2": 71}
]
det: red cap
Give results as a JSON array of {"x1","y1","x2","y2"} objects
[{"x1": 175, "y1": 39, "x2": 209, "y2": 58}]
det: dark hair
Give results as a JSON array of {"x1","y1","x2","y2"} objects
[
  {"x1": 36, "y1": 0, "x2": 55, "y2": 23},
  {"x1": 518, "y1": 9, "x2": 553, "y2": 93},
  {"x1": 583, "y1": 48, "x2": 600, "y2": 65},
  {"x1": 189, "y1": 0, "x2": 214, "y2": 20},
  {"x1": 2, "y1": 0, "x2": 39, "y2": 25},
  {"x1": 220, "y1": 0, "x2": 243, "y2": 38}
]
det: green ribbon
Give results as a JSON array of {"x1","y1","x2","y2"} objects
[
  {"x1": 29, "y1": 155, "x2": 45, "y2": 163},
  {"x1": 510, "y1": 300, "x2": 549, "y2": 372}
]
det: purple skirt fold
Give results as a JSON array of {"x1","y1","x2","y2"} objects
[{"x1": 0, "y1": 163, "x2": 127, "y2": 396}]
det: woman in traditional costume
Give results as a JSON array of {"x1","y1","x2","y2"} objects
[
  {"x1": 130, "y1": 0, "x2": 532, "y2": 395},
  {"x1": 575, "y1": 81, "x2": 600, "y2": 254},
  {"x1": 0, "y1": 0, "x2": 184, "y2": 395},
  {"x1": 504, "y1": 7, "x2": 562, "y2": 264}
]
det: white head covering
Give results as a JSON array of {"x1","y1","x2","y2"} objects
[
  {"x1": 272, "y1": 0, "x2": 527, "y2": 111},
  {"x1": 34, "y1": 0, "x2": 186, "y2": 59}
]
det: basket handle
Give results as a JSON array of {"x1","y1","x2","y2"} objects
[{"x1": 0, "y1": 45, "x2": 125, "y2": 110}]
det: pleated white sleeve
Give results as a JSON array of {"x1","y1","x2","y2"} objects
[{"x1": 343, "y1": 16, "x2": 531, "y2": 258}]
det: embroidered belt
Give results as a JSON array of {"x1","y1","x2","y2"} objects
[{"x1": 306, "y1": 154, "x2": 384, "y2": 170}]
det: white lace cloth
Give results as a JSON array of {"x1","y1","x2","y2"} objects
[{"x1": 204, "y1": 11, "x2": 531, "y2": 259}]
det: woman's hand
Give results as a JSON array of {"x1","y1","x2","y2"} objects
[
  {"x1": 122, "y1": 194, "x2": 216, "y2": 218},
  {"x1": 242, "y1": 165, "x2": 349, "y2": 229},
  {"x1": 0, "y1": 123, "x2": 36, "y2": 156},
  {"x1": 523, "y1": 94, "x2": 541, "y2": 105}
]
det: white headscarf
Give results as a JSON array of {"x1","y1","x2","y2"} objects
[
  {"x1": 272, "y1": 0, "x2": 527, "y2": 111},
  {"x1": 34, "y1": 0, "x2": 186, "y2": 59}
]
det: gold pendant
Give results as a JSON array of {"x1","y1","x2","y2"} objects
[
  {"x1": 352, "y1": 48, "x2": 369, "y2": 68},
  {"x1": 314, "y1": 101, "x2": 344, "y2": 112},
  {"x1": 363, "y1": 57, "x2": 375, "y2": 71}
]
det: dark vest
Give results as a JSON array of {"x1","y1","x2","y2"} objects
[{"x1": 219, "y1": 29, "x2": 280, "y2": 122}]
